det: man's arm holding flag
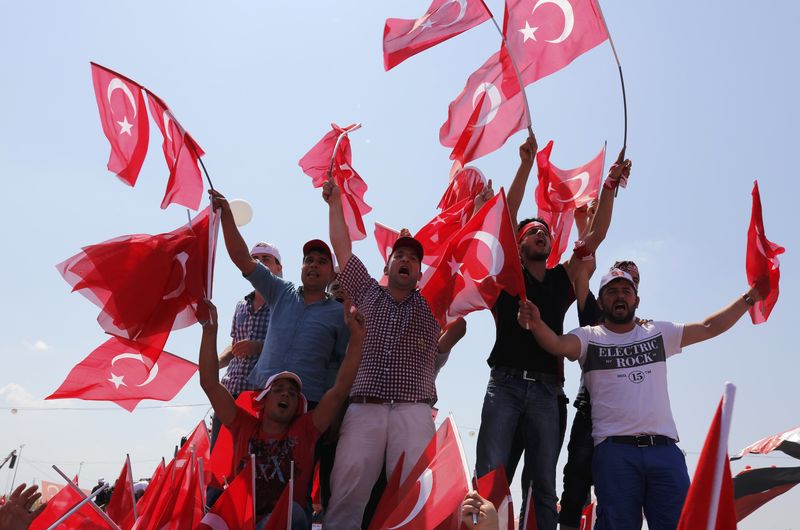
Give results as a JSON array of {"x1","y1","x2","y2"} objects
[
  {"x1": 199, "y1": 299, "x2": 237, "y2": 426},
  {"x1": 209, "y1": 189, "x2": 257, "y2": 276},
  {"x1": 505, "y1": 136, "x2": 537, "y2": 227},
  {"x1": 323, "y1": 177, "x2": 354, "y2": 269}
]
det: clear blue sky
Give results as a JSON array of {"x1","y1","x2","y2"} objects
[{"x1": 1, "y1": 1, "x2": 798, "y2": 527}]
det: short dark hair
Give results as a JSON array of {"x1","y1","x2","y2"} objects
[{"x1": 517, "y1": 217, "x2": 550, "y2": 235}]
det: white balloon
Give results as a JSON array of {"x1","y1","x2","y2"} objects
[{"x1": 229, "y1": 199, "x2": 253, "y2": 227}]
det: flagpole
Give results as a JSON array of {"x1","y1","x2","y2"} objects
[
  {"x1": 707, "y1": 383, "x2": 736, "y2": 530},
  {"x1": 127, "y1": 454, "x2": 138, "y2": 522},
  {"x1": 484, "y1": 13, "x2": 535, "y2": 138},
  {"x1": 288, "y1": 461, "x2": 295, "y2": 530},
  {"x1": 50, "y1": 465, "x2": 122, "y2": 530},
  {"x1": 251, "y1": 454, "x2": 256, "y2": 524},
  {"x1": 44, "y1": 485, "x2": 109, "y2": 530},
  {"x1": 189, "y1": 143, "x2": 216, "y2": 191},
  {"x1": 595, "y1": 2, "x2": 627, "y2": 162},
  {"x1": 327, "y1": 123, "x2": 362, "y2": 179}
]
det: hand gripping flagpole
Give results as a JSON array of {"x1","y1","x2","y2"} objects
[{"x1": 480, "y1": 1, "x2": 535, "y2": 139}]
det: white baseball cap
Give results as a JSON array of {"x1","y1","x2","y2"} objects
[
  {"x1": 598, "y1": 268, "x2": 637, "y2": 294},
  {"x1": 250, "y1": 242, "x2": 282, "y2": 264}
]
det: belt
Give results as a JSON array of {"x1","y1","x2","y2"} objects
[
  {"x1": 492, "y1": 366, "x2": 563, "y2": 386},
  {"x1": 350, "y1": 396, "x2": 434, "y2": 406},
  {"x1": 608, "y1": 435, "x2": 675, "y2": 447}
]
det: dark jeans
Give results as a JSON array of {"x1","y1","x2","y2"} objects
[
  {"x1": 558, "y1": 404, "x2": 594, "y2": 527},
  {"x1": 592, "y1": 439, "x2": 690, "y2": 530},
  {"x1": 476, "y1": 368, "x2": 561, "y2": 530}
]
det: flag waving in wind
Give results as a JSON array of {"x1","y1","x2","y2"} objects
[
  {"x1": 146, "y1": 91, "x2": 205, "y2": 210},
  {"x1": 746, "y1": 180, "x2": 784, "y2": 324},
  {"x1": 383, "y1": 0, "x2": 492, "y2": 70},
  {"x1": 91, "y1": 62, "x2": 149, "y2": 186}
]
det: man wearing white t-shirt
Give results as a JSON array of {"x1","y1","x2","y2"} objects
[{"x1": 518, "y1": 268, "x2": 765, "y2": 530}]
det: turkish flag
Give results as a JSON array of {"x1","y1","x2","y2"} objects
[
  {"x1": 746, "y1": 180, "x2": 784, "y2": 324},
  {"x1": 441, "y1": 45, "x2": 527, "y2": 164},
  {"x1": 57, "y1": 208, "x2": 214, "y2": 357},
  {"x1": 676, "y1": 385, "x2": 737, "y2": 530},
  {"x1": 29, "y1": 482, "x2": 112, "y2": 530},
  {"x1": 367, "y1": 453, "x2": 406, "y2": 530},
  {"x1": 262, "y1": 480, "x2": 292, "y2": 530},
  {"x1": 133, "y1": 459, "x2": 167, "y2": 527},
  {"x1": 383, "y1": 0, "x2": 491, "y2": 70},
  {"x1": 538, "y1": 207, "x2": 575, "y2": 268},
  {"x1": 299, "y1": 123, "x2": 372, "y2": 241},
  {"x1": 382, "y1": 416, "x2": 471, "y2": 529},
  {"x1": 175, "y1": 420, "x2": 215, "y2": 486},
  {"x1": 161, "y1": 455, "x2": 204, "y2": 530},
  {"x1": 106, "y1": 455, "x2": 136, "y2": 529},
  {"x1": 439, "y1": 48, "x2": 527, "y2": 165},
  {"x1": 374, "y1": 222, "x2": 400, "y2": 265},
  {"x1": 90, "y1": 63, "x2": 149, "y2": 186},
  {"x1": 415, "y1": 198, "x2": 475, "y2": 266},
  {"x1": 732, "y1": 425, "x2": 800, "y2": 460},
  {"x1": 535, "y1": 140, "x2": 604, "y2": 212},
  {"x1": 733, "y1": 466, "x2": 800, "y2": 522},
  {"x1": 145, "y1": 91, "x2": 205, "y2": 210},
  {"x1": 502, "y1": 0, "x2": 608, "y2": 87},
  {"x1": 459, "y1": 467, "x2": 514, "y2": 530},
  {"x1": 438, "y1": 166, "x2": 487, "y2": 211},
  {"x1": 45, "y1": 337, "x2": 197, "y2": 412},
  {"x1": 420, "y1": 190, "x2": 525, "y2": 328},
  {"x1": 200, "y1": 462, "x2": 255, "y2": 530},
  {"x1": 579, "y1": 502, "x2": 595, "y2": 529}
]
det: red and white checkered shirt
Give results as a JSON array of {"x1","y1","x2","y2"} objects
[{"x1": 339, "y1": 255, "x2": 441, "y2": 402}]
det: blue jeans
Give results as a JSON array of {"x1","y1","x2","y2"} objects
[
  {"x1": 592, "y1": 439, "x2": 690, "y2": 530},
  {"x1": 476, "y1": 368, "x2": 560, "y2": 530}
]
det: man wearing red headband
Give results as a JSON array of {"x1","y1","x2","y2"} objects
[{"x1": 475, "y1": 136, "x2": 632, "y2": 529}]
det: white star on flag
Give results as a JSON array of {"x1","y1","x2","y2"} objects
[
  {"x1": 117, "y1": 116, "x2": 133, "y2": 136},
  {"x1": 448, "y1": 256, "x2": 460, "y2": 276},
  {"x1": 108, "y1": 373, "x2": 126, "y2": 389},
  {"x1": 519, "y1": 20, "x2": 538, "y2": 42}
]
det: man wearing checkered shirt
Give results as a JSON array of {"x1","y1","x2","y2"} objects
[{"x1": 321, "y1": 178, "x2": 467, "y2": 529}]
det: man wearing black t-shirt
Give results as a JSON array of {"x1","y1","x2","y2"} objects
[{"x1": 474, "y1": 136, "x2": 632, "y2": 530}]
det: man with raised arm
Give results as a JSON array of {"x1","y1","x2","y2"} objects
[
  {"x1": 475, "y1": 135, "x2": 631, "y2": 529},
  {"x1": 199, "y1": 298, "x2": 364, "y2": 529},
  {"x1": 321, "y1": 178, "x2": 466, "y2": 529},
  {"x1": 518, "y1": 268, "x2": 765, "y2": 530}
]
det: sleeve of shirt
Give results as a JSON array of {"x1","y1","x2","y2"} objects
[
  {"x1": 568, "y1": 326, "x2": 590, "y2": 365},
  {"x1": 244, "y1": 262, "x2": 287, "y2": 306},
  {"x1": 337, "y1": 254, "x2": 376, "y2": 308},
  {"x1": 658, "y1": 321, "x2": 684, "y2": 358}
]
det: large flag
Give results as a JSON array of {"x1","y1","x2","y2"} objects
[
  {"x1": 381, "y1": 416, "x2": 471, "y2": 529},
  {"x1": 45, "y1": 337, "x2": 197, "y2": 412},
  {"x1": 145, "y1": 91, "x2": 205, "y2": 210},
  {"x1": 733, "y1": 466, "x2": 800, "y2": 522},
  {"x1": 732, "y1": 425, "x2": 800, "y2": 460},
  {"x1": 30, "y1": 482, "x2": 113, "y2": 530},
  {"x1": 383, "y1": 0, "x2": 492, "y2": 70},
  {"x1": 106, "y1": 455, "x2": 137, "y2": 529},
  {"x1": 440, "y1": 45, "x2": 527, "y2": 164},
  {"x1": 502, "y1": 0, "x2": 608, "y2": 87},
  {"x1": 420, "y1": 190, "x2": 525, "y2": 328},
  {"x1": 90, "y1": 63, "x2": 149, "y2": 186},
  {"x1": 299, "y1": 123, "x2": 371, "y2": 241},
  {"x1": 676, "y1": 384, "x2": 737, "y2": 530},
  {"x1": 534, "y1": 140, "x2": 604, "y2": 267},
  {"x1": 746, "y1": 180, "x2": 784, "y2": 324},
  {"x1": 415, "y1": 198, "x2": 475, "y2": 266},
  {"x1": 199, "y1": 461, "x2": 255, "y2": 530},
  {"x1": 57, "y1": 208, "x2": 214, "y2": 357},
  {"x1": 438, "y1": 166, "x2": 487, "y2": 211}
]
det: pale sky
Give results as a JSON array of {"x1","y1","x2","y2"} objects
[{"x1": 1, "y1": 1, "x2": 798, "y2": 527}]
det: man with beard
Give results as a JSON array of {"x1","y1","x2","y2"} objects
[
  {"x1": 475, "y1": 136, "x2": 632, "y2": 530},
  {"x1": 518, "y1": 268, "x2": 766, "y2": 530}
]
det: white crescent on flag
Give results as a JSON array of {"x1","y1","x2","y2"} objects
[{"x1": 387, "y1": 468, "x2": 434, "y2": 529}]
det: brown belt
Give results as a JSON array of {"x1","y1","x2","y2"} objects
[{"x1": 350, "y1": 396, "x2": 435, "y2": 406}]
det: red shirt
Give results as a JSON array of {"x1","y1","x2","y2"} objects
[{"x1": 227, "y1": 406, "x2": 320, "y2": 516}]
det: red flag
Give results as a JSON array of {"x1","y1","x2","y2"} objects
[
  {"x1": 145, "y1": 91, "x2": 205, "y2": 210},
  {"x1": 733, "y1": 466, "x2": 800, "y2": 522},
  {"x1": 732, "y1": 425, "x2": 800, "y2": 460},
  {"x1": 162, "y1": 455, "x2": 204, "y2": 530},
  {"x1": 57, "y1": 208, "x2": 213, "y2": 357},
  {"x1": 460, "y1": 467, "x2": 514, "y2": 530},
  {"x1": 176, "y1": 421, "x2": 215, "y2": 486},
  {"x1": 746, "y1": 180, "x2": 784, "y2": 324},
  {"x1": 382, "y1": 417, "x2": 471, "y2": 529},
  {"x1": 367, "y1": 453, "x2": 406, "y2": 530},
  {"x1": 133, "y1": 459, "x2": 167, "y2": 527},
  {"x1": 299, "y1": 123, "x2": 372, "y2": 241},
  {"x1": 520, "y1": 482, "x2": 537, "y2": 530},
  {"x1": 502, "y1": 0, "x2": 608, "y2": 87},
  {"x1": 537, "y1": 209, "x2": 574, "y2": 268},
  {"x1": 438, "y1": 166, "x2": 487, "y2": 211},
  {"x1": 535, "y1": 140, "x2": 604, "y2": 213},
  {"x1": 374, "y1": 222, "x2": 401, "y2": 265},
  {"x1": 420, "y1": 190, "x2": 525, "y2": 328},
  {"x1": 262, "y1": 479, "x2": 293, "y2": 530},
  {"x1": 677, "y1": 384, "x2": 737, "y2": 530},
  {"x1": 45, "y1": 337, "x2": 197, "y2": 412},
  {"x1": 383, "y1": 0, "x2": 492, "y2": 70},
  {"x1": 310, "y1": 462, "x2": 321, "y2": 508},
  {"x1": 106, "y1": 455, "x2": 136, "y2": 529},
  {"x1": 199, "y1": 462, "x2": 255, "y2": 530},
  {"x1": 415, "y1": 198, "x2": 475, "y2": 266},
  {"x1": 579, "y1": 501, "x2": 595, "y2": 530},
  {"x1": 90, "y1": 63, "x2": 149, "y2": 186},
  {"x1": 441, "y1": 46, "x2": 527, "y2": 164},
  {"x1": 30, "y1": 482, "x2": 112, "y2": 530}
]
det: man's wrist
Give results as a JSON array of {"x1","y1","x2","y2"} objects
[{"x1": 742, "y1": 292, "x2": 756, "y2": 306}]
